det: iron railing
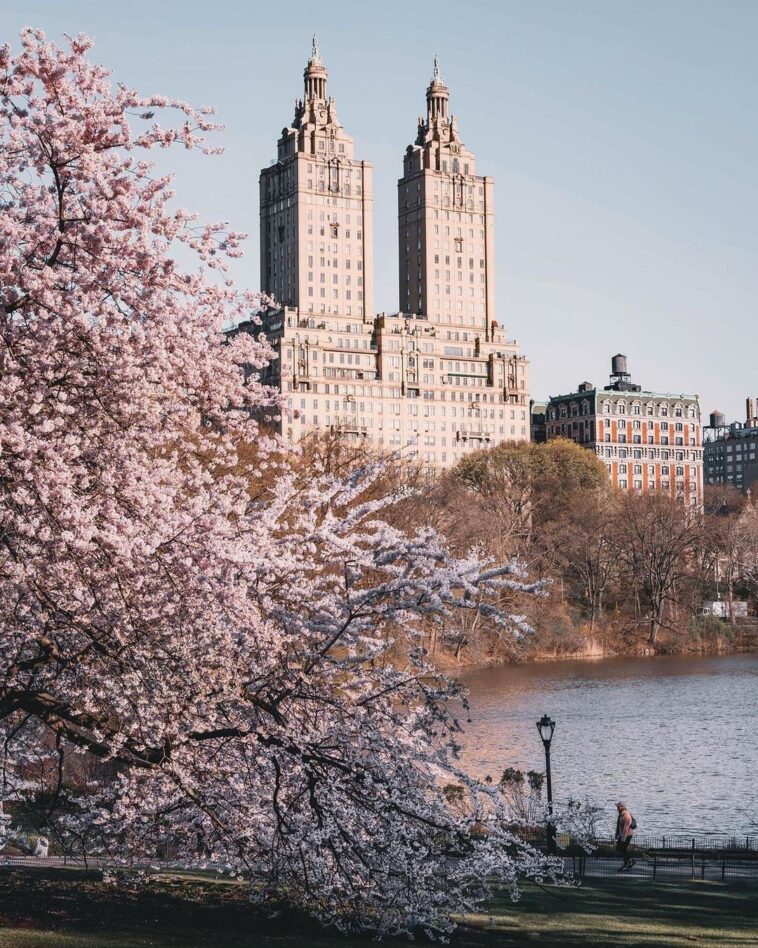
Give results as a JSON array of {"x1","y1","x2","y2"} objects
[{"x1": 554, "y1": 833, "x2": 758, "y2": 881}]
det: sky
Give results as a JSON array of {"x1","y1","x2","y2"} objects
[{"x1": 5, "y1": 1, "x2": 757, "y2": 419}]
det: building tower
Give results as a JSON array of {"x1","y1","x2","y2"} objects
[
  {"x1": 398, "y1": 59, "x2": 496, "y2": 338},
  {"x1": 259, "y1": 37, "x2": 374, "y2": 319},
  {"x1": 240, "y1": 45, "x2": 531, "y2": 467}
]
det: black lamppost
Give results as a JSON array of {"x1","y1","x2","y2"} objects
[{"x1": 536, "y1": 714, "x2": 556, "y2": 853}]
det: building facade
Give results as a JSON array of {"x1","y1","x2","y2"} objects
[
  {"x1": 259, "y1": 37, "x2": 374, "y2": 320},
  {"x1": 544, "y1": 355, "x2": 703, "y2": 505},
  {"x1": 703, "y1": 400, "x2": 758, "y2": 494},
  {"x1": 244, "y1": 43, "x2": 530, "y2": 468},
  {"x1": 529, "y1": 400, "x2": 547, "y2": 443},
  {"x1": 397, "y1": 58, "x2": 496, "y2": 335}
]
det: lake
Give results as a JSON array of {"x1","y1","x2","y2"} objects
[{"x1": 456, "y1": 653, "x2": 758, "y2": 837}]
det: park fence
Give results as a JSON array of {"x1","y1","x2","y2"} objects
[{"x1": 557, "y1": 833, "x2": 758, "y2": 881}]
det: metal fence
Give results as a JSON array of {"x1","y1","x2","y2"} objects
[{"x1": 559, "y1": 834, "x2": 758, "y2": 881}]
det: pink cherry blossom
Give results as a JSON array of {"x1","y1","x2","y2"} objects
[{"x1": 0, "y1": 30, "x2": 560, "y2": 937}]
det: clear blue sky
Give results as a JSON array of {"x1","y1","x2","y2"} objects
[{"x1": 6, "y1": 1, "x2": 757, "y2": 419}]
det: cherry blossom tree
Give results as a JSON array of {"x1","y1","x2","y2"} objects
[{"x1": 0, "y1": 30, "x2": 557, "y2": 936}]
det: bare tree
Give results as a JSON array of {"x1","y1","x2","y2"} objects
[
  {"x1": 542, "y1": 492, "x2": 616, "y2": 632},
  {"x1": 613, "y1": 494, "x2": 703, "y2": 644}
]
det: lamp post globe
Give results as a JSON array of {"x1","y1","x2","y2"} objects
[{"x1": 537, "y1": 714, "x2": 556, "y2": 748}]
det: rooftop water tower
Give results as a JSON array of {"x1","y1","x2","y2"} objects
[
  {"x1": 709, "y1": 410, "x2": 726, "y2": 429},
  {"x1": 605, "y1": 353, "x2": 641, "y2": 392},
  {"x1": 611, "y1": 353, "x2": 629, "y2": 379}
]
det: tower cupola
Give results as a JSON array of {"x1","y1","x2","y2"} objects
[
  {"x1": 304, "y1": 35, "x2": 328, "y2": 102},
  {"x1": 426, "y1": 56, "x2": 449, "y2": 123}
]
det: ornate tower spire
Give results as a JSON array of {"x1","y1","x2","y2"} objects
[
  {"x1": 304, "y1": 35, "x2": 328, "y2": 102},
  {"x1": 426, "y1": 56, "x2": 449, "y2": 123}
]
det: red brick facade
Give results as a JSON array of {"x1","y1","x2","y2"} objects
[{"x1": 545, "y1": 389, "x2": 703, "y2": 506}]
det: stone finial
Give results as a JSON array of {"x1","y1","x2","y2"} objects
[
  {"x1": 433, "y1": 55, "x2": 441, "y2": 82},
  {"x1": 311, "y1": 34, "x2": 321, "y2": 62}
]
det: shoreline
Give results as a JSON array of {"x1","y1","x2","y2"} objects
[{"x1": 431, "y1": 636, "x2": 758, "y2": 670}]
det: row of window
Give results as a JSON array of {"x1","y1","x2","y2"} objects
[
  {"x1": 600, "y1": 446, "x2": 700, "y2": 461},
  {"x1": 284, "y1": 380, "x2": 526, "y2": 405},
  {"x1": 288, "y1": 409, "x2": 525, "y2": 435},
  {"x1": 551, "y1": 400, "x2": 697, "y2": 420},
  {"x1": 306, "y1": 288, "x2": 364, "y2": 301},
  {"x1": 616, "y1": 463, "x2": 696, "y2": 476},
  {"x1": 612, "y1": 476, "x2": 699, "y2": 499},
  {"x1": 303, "y1": 304, "x2": 364, "y2": 316},
  {"x1": 706, "y1": 441, "x2": 758, "y2": 455},
  {"x1": 291, "y1": 396, "x2": 524, "y2": 421}
]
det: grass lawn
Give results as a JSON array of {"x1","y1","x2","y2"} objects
[{"x1": 0, "y1": 868, "x2": 756, "y2": 947}]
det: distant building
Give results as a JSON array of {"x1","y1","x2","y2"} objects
[
  {"x1": 530, "y1": 399, "x2": 547, "y2": 443},
  {"x1": 242, "y1": 42, "x2": 530, "y2": 469},
  {"x1": 543, "y1": 355, "x2": 703, "y2": 505},
  {"x1": 703, "y1": 399, "x2": 758, "y2": 494}
]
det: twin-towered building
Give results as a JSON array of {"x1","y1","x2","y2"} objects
[{"x1": 249, "y1": 40, "x2": 530, "y2": 467}]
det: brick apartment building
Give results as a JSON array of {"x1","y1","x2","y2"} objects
[{"x1": 544, "y1": 355, "x2": 703, "y2": 505}]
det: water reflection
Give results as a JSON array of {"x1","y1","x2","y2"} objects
[{"x1": 455, "y1": 653, "x2": 758, "y2": 836}]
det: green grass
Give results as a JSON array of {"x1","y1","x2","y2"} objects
[{"x1": 0, "y1": 868, "x2": 756, "y2": 947}]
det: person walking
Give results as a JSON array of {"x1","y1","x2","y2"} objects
[{"x1": 615, "y1": 801, "x2": 636, "y2": 871}]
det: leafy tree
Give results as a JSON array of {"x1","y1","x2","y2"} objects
[{"x1": 456, "y1": 438, "x2": 608, "y2": 541}]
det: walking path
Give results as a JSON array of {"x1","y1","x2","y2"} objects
[{"x1": 4, "y1": 852, "x2": 757, "y2": 883}]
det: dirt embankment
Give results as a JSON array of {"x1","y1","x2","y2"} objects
[{"x1": 429, "y1": 624, "x2": 756, "y2": 670}]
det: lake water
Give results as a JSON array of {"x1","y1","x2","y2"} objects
[{"x1": 456, "y1": 653, "x2": 758, "y2": 837}]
